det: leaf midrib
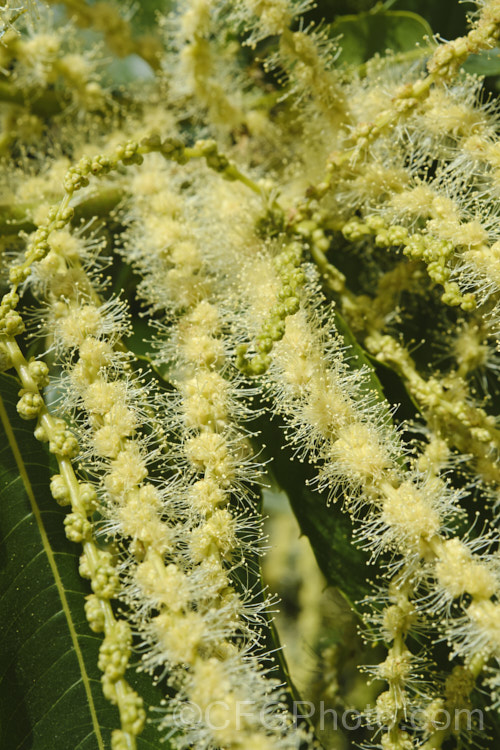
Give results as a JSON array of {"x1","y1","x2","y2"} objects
[{"x1": 0, "y1": 393, "x2": 105, "y2": 750}]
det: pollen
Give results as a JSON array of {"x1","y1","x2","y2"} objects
[
  {"x1": 188, "y1": 478, "x2": 228, "y2": 514},
  {"x1": 185, "y1": 433, "x2": 235, "y2": 486},
  {"x1": 93, "y1": 425, "x2": 123, "y2": 458},
  {"x1": 186, "y1": 301, "x2": 221, "y2": 335},
  {"x1": 181, "y1": 332, "x2": 225, "y2": 367},
  {"x1": 48, "y1": 229, "x2": 82, "y2": 261},
  {"x1": 467, "y1": 599, "x2": 500, "y2": 655},
  {"x1": 153, "y1": 610, "x2": 206, "y2": 664},
  {"x1": 182, "y1": 371, "x2": 229, "y2": 428},
  {"x1": 136, "y1": 560, "x2": 190, "y2": 612},
  {"x1": 329, "y1": 422, "x2": 391, "y2": 487},
  {"x1": 381, "y1": 481, "x2": 441, "y2": 550},
  {"x1": 301, "y1": 376, "x2": 354, "y2": 437},
  {"x1": 55, "y1": 302, "x2": 102, "y2": 348},
  {"x1": 83, "y1": 380, "x2": 128, "y2": 416},
  {"x1": 72, "y1": 338, "x2": 114, "y2": 383},
  {"x1": 105, "y1": 444, "x2": 148, "y2": 496},
  {"x1": 190, "y1": 509, "x2": 237, "y2": 562},
  {"x1": 118, "y1": 494, "x2": 171, "y2": 554},
  {"x1": 435, "y1": 538, "x2": 497, "y2": 600}
]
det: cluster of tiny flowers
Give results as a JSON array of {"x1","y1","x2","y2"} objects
[
  {"x1": 1, "y1": 216, "x2": 148, "y2": 749},
  {"x1": 332, "y1": 62, "x2": 500, "y2": 328},
  {"x1": 5, "y1": 1, "x2": 500, "y2": 749},
  {"x1": 116, "y1": 160, "x2": 308, "y2": 750},
  {"x1": 229, "y1": 243, "x2": 500, "y2": 746},
  {"x1": 22, "y1": 151, "x2": 306, "y2": 750}
]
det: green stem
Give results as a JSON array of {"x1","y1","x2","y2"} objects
[{"x1": 0, "y1": 187, "x2": 124, "y2": 234}]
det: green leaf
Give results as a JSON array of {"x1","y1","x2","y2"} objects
[
  {"x1": 230, "y1": 493, "x2": 320, "y2": 740},
  {"x1": 331, "y1": 8, "x2": 433, "y2": 66},
  {"x1": 0, "y1": 373, "x2": 165, "y2": 750},
  {"x1": 334, "y1": 310, "x2": 391, "y2": 408},
  {"x1": 256, "y1": 416, "x2": 371, "y2": 607},
  {"x1": 277, "y1": 472, "x2": 371, "y2": 607},
  {"x1": 463, "y1": 48, "x2": 500, "y2": 76},
  {"x1": 381, "y1": 0, "x2": 468, "y2": 40}
]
